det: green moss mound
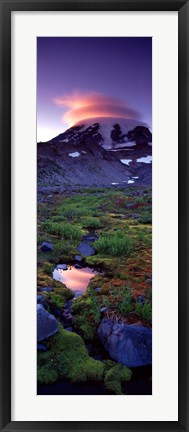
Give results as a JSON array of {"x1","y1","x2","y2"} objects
[
  {"x1": 104, "y1": 361, "x2": 132, "y2": 395},
  {"x1": 38, "y1": 327, "x2": 105, "y2": 385},
  {"x1": 38, "y1": 327, "x2": 132, "y2": 394},
  {"x1": 37, "y1": 365, "x2": 58, "y2": 385},
  {"x1": 72, "y1": 290, "x2": 101, "y2": 341}
]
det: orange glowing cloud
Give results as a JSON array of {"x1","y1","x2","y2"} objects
[{"x1": 53, "y1": 91, "x2": 140, "y2": 126}]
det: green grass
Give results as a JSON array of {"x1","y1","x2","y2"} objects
[
  {"x1": 43, "y1": 262, "x2": 54, "y2": 275},
  {"x1": 82, "y1": 217, "x2": 102, "y2": 229},
  {"x1": 139, "y1": 213, "x2": 152, "y2": 224},
  {"x1": 43, "y1": 221, "x2": 83, "y2": 241},
  {"x1": 72, "y1": 289, "x2": 101, "y2": 341},
  {"x1": 107, "y1": 285, "x2": 152, "y2": 323},
  {"x1": 94, "y1": 231, "x2": 133, "y2": 256},
  {"x1": 135, "y1": 302, "x2": 152, "y2": 322},
  {"x1": 37, "y1": 187, "x2": 151, "y2": 392}
]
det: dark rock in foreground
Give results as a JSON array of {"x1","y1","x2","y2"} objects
[
  {"x1": 37, "y1": 343, "x2": 47, "y2": 352},
  {"x1": 37, "y1": 304, "x2": 58, "y2": 342},
  {"x1": 98, "y1": 318, "x2": 152, "y2": 367},
  {"x1": 77, "y1": 241, "x2": 95, "y2": 256},
  {"x1": 83, "y1": 234, "x2": 99, "y2": 243}
]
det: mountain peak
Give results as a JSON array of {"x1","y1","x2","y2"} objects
[{"x1": 47, "y1": 116, "x2": 152, "y2": 150}]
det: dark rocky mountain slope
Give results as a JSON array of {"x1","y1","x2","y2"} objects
[{"x1": 38, "y1": 117, "x2": 152, "y2": 191}]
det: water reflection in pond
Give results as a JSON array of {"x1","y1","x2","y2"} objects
[{"x1": 53, "y1": 265, "x2": 98, "y2": 294}]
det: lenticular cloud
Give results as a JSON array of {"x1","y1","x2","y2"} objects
[{"x1": 53, "y1": 91, "x2": 140, "y2": 126}]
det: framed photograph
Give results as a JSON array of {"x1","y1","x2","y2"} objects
[{"x1": 0, "y1": 0, "x2": 188, "y2": 431}]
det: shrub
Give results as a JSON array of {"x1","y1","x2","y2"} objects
[
  {"x1": 72, "y1": 291, "x2": 101, "y2": 341},
  {"x1": 136, "y1": 229, "x2": 146, "y2": 242},
  {"x1": 43, "y1": 262, "x2": 54, "y2": 275},
  {"x1": 82, "y1": 217, "x2": 102, "y2": 229},
  {"x1": 117, "y1": 288, "x2": 133, "y2": 316},
  {"x1": 43, "y1": 222, "x2": 83, "y2": 241},
  {"x1": 139, "y1": 214, "x2": 152, "y2": 224},
  {"x1": 94, "y1": 231, "x2": 133, "y2": 256},
  {"x1": 53, "y1": 241, "x2": 71, "y2": 255},
  {"x1": 135, "y1": 302, "x2": 152, "y2": 323}
]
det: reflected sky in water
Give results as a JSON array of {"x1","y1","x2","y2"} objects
[{"x1": 53, "y1": 266, "x2": 98, "y2": 292}]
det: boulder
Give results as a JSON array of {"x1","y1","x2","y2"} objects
[
  {"x1": 56, "y1": 264, "x2": 68, "y2": 270},
  {"x1": 82, "y1": 234, "x2": 99, "y2": 243},
  {"x1": 37, "y1": 343, "x2": 47, "y2": 352},
  {"x1": 40, "y1": 286, "x2": 53, "y2": 292},
  {"x1": 41, "y1": 241, "x2": 53, "y2": 252},
  {"x1": 146, "y1": 277, "x2": 152, "y2": 285},
  {"x1": 98, "y1": 318, "x2": 152, "y2": 368},
  {"x1": 37, "y1": 304, "x2": 58, "y2": 342},
  {"x1": 131, "y1": 213, "x2": 140, "y2": 219},
  {"x1": 77, "y1": 241, "x2": 95, "y2": 256},
  {"x1": 136, "y1": 295, "x2": 145, "y2": 305},
  {"x1": 74, "y1": 255, "x2": 83, "y2": 262},
  {"x1": 95, "y1": 287, "x2": 101, "y2": 293},
  {"x1": 100, "y1": 306, "x2": 108, "y2": 314}
]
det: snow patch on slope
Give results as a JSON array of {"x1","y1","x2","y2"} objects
[
  {"x1": 137, "y1": 156, "x2": 152, "y2": 164},
  {"x1": 120, "y1": 159, "x2": 132, "y2": 166},
  {"x1": 69, "y1": 152, "x2": 80, "y2": 158}
]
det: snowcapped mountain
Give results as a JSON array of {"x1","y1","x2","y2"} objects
[
  {"x1": 48, "y1": 117, "x2": 152, "y2": 150},
  {"x1": 37, "y1": 117, "x2": 152, "y2": 191}
]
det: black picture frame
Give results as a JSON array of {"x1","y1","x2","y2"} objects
[{"x1": 0, "y1": 0, "x2": 188, "y2": 431}]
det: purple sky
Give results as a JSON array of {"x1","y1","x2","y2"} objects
[{"x1": 37, "y1": 37, "x2": 152, "y2": 142}]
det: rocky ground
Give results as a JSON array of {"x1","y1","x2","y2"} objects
[{"x1": 37, "y1": 186, "x2": 152, "y2": 395}]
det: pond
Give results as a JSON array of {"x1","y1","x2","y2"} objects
[{"x1": 53, "y1": 265, "x2": 98, "y2": 296}]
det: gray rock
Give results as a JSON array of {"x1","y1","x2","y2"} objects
[
  {"x1": 74, "y1": 255, "x2": 83, "y2": 262},
  {"x1": 146, "y1": 277, "x2": 152, "y2": 285},
  {"x1": 40, "y1": 286, "x2": 53, "y2": 292},
  {"x1": 41, "y1": 241, "x2": 53, "y2": 252},
  {"x1": 37, "y1": 304, "x2": 58, "y2": 342},
  {"x1": 56, "y1": 264, "x2": 68, "y2": 270},
  {"x1": 83, "y1": 234, "x2": 99, "y2": 243},
  {"x1": 131, "y1": 213, "x2": 140, "y2": 219},
  {"x1": 65, "y1": 326, "x2": 73, "y2": 332},
  {"x1": 100, "y1": 306, "x2": 108, "y2": 314},
  {"x1": 37, "y1": 295, "x2": 43, "y2": 303},
  {"x1": 37, "y1": 343, "x2": 47, "y2": 352},
  {"x1": 98, "y1": 318, "x2": 152, "y2": 368},
  {"x1": 95, "y1": 287, "x2": 101, "y2": 293},
  {"x1": 137, "y1": 295, "x2": 145, "y2": 304},
  {"x1": 77, "y1": 241, "x2": 95, "y2": 256}
]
